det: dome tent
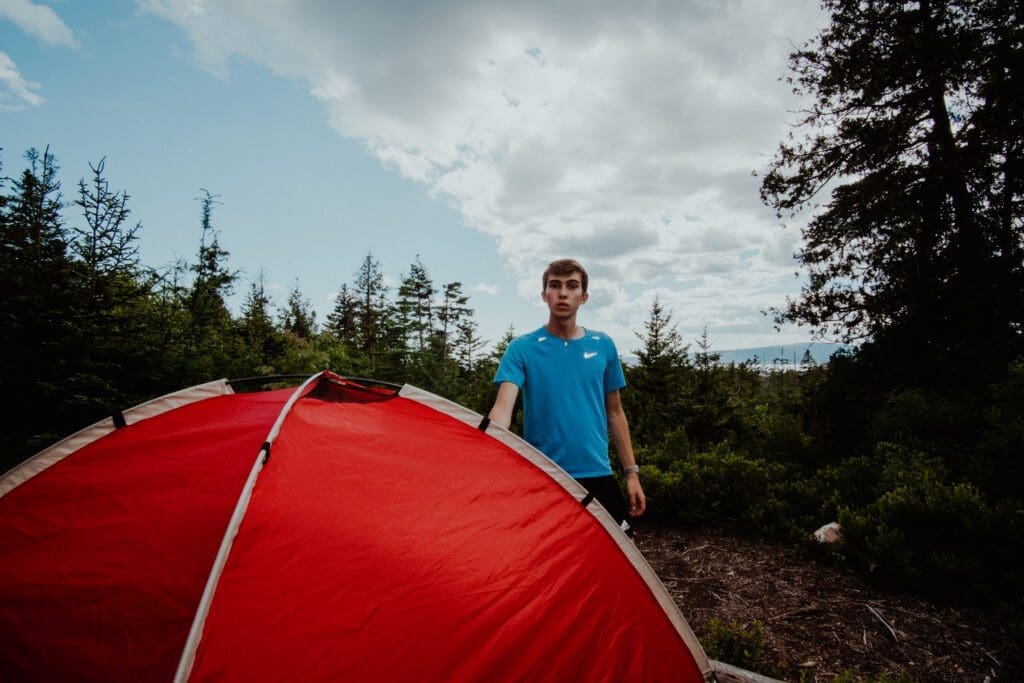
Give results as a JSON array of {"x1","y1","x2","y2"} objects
[{"x1": 0, "y1": 372, "x2": 712, "y2": 681}]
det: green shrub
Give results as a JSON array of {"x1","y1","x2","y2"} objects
[
  {"x1": 839, "y1": 478, "x2": 1018, "y2": 604},
  {"x1": 701, "y1": 618, "x2": 780, "y2": 676},
  {"x1": 638, "y1": 446, "x2": 799, "y2": 537},
  {"x1": 869, "y1": 389, "x2": 960, "y2": 454},
  {"x1": 813, "y1": 442, "x2": 947, "y2": 516}
]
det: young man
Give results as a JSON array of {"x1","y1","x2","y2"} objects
[{"x1": 488, "y1": 258, "x2": 646, "y2": 534}]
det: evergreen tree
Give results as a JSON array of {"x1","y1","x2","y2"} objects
[
  {"x1": 0, "y1": 148, "x2": 80, "y2": 463},
  {"x1": 434, "y1": 281, "x2": 471, "y2": 362},
  {"x1": 352, "y1": 252, "x2": 389, "y2": 352},
  {"x1": 634, "y1": 297, "x2": 689, "y2": 369},
  {"x1": 327, "y1": 282, "x2": 360, "y2": 345},
  {"x1": 760, "y1": 0, "x2": 1024, "y2": 390},
  {"x1": 490, "y1": 324, "x2": 516, "y2": 362},
  {"x1": 188, "y1": 190, "x2": 235, "y2": 337},
  {"x1": 184, "y1": 190, "x2": 239, "y2": 380},
  {"x1": 396, "y1": 256, "x2": 434, "y2": 352},
  {"x1": 350, "y1": 252, "x2": 406, "y2": 378},
  {"x1": 279, "y1": 279, "x2": 317, "y2": 340},
  {"x1": 67, "y1": 157, "x2": 168, "y2": 415},
  {"x1": 625, "y1": 297, "x2": 691, "y2": 446},
  {"x1": 239, "y1": 270, "x2": 281, "y2": 368},
  {"x1": 689, "y1": 326, "x2": 732, "y2": 448},
  {"x1": 453, "y1": 317, "x2": 486, "y2": 372},
  {"x1": 71, "y1": 157, "x2": 141, "y2": 310}
]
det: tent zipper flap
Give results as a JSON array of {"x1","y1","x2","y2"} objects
[
  {"x1": 0, "y1": 379, "x2": 234, "y2": 500},
  {"x1": 397, "y1": 383, "x2": 714, "y2": 679},
  {"x1": 173, "y1": 372, "x2": 323, "y2": 683}
]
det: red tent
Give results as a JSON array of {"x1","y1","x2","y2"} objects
[{"x1": 0, "y1": 372, "x2": 712, "y2": 681}]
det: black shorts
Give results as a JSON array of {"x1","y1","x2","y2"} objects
[{"x1": 575, "y1": 475, "x2": 633, "y2": 537}]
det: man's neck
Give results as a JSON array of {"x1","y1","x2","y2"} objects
[{"x1": 546, "y1": 317, "x2": 582, "y2": 340}]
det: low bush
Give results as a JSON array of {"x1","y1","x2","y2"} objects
[
  {"x1": 839, "y1": 478, "x2": 1020, "y2": 606},
  {"x1": 701, "y1": 618, "x2": 781, "y2": 677}
]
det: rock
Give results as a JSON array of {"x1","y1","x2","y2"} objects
[{"x1": 813, "y1": 522, "x2": 843, "y2": 543}]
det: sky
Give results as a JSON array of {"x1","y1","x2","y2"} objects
[{"x1": 1, "y1": 0, "x2": 827, "y2": 354}]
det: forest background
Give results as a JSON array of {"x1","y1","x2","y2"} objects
[{"x1": 2, "y1": 0, "x2": 1022, "y2": 664}]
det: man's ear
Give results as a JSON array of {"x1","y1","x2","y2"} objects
[{"x1": 581, "y1": 291, "x2": 589, "y2": 304}]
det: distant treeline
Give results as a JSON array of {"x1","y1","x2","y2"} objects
[{"x1": 0, "y1": 147, "x2": 506, "y2": 469}]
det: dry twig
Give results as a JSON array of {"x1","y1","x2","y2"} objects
[{"x1": 866, "y1": 604, "x2": 899, "y2": 642}]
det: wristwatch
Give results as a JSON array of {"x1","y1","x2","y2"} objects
[{"x1": 623, "y1": 465, "x2": 640, "y2": 475}]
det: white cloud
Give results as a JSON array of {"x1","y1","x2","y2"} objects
[
  {"x1": 140, "y1": 0, "x2": 825, "y2": 347},
  {"x1": 0, "y1": 0, "x2": 78, "y2": 47},
  {"x1": 471, "y1": 283, "x2": 499, "y2": 296},
  {"x1": 0, "y1": 51, "x2": 43, "y2": 109}
]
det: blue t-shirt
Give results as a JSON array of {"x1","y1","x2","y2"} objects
[{"x1": 494, "y1": 326, "x2": 627, "y2": 478}]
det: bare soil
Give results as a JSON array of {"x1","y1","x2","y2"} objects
[{"x1": 635, "y1": 525, "x2": 1020, "y2": 682}]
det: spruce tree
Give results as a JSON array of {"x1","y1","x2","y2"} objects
[
  {"x1": 239, "y1": 270, "x2": 281, "y2": 369},
  {"x1": 279, "y1": 279, "x2": 317, "y2": 340},
  {"x1": 184, "y1": 190, "x2": 239, "y2": 380},
  {"x1": 434, "y1": 281, "x2": 471, "y2": 362},
  {"x1": 0, "y1": 148, "x2": 80, "y2": 463},
  {"x1": 71, "y1": 157, "x2": 141, "y2": 310},
  {"x1": 396, "y1": 256, "x2": 434, "y2": 353},
  {"x1": 327, "y1": 282, "x2": 360, "y2": 345},
  {"x1": 626, "y1": 297, "x2": 691, "y2": 446}
]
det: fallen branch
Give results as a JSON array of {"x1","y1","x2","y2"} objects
[
  {"x1": 770, "y1": 605, "x2": 823, "y2": 622},
  {"x1": 866, "y1": 604, "x2": 898, "y2": 642},
  {"x1": 682, "y1": 543, "x2": 709, "y2": 557}
]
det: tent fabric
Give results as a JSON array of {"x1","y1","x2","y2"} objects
[{"x1": 0, "y1": 372, "x2": 712, "y2": 682}]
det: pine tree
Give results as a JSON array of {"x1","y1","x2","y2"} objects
[
  {"x1": 67, "y1": 157, "x2": 166, "y2": 416},
  {"x1": 239, "y1": 270, "x2": 281, "y2": 367},
  {"x1": 188, "y1": 190, "x2": 235, "y2": 340},
  {"x1": 71, "y1": 157, "x2": 141, "y2": 310},
  {"x1": 434, "y1": 281, "x2": 471, "y2": 362},
  {"x1": 396, "y1": 256, "x2": 434, "y2": 352},
  {"x1": 279, "y1": 279, "x2": 317, "y2": 340},
  {"x1": 184, "y1": 189, "x2": 239, "y2": 381},
  {"x1": 453, "y1": 317, "x2": 486, "y2": 372},
  {"x1": 326, "y1": 282, "x2": 359, "y2": 345},
  {"x1": 0, "y1": 148, "x2": 80, "y2": 463},
  {"x1": 625, "y1": 297, "x2": 691, "y2": 446},
  {"x1": 352, "y1": 252, "x2": 389, "y2": 352},
  {"x1": 760, "y1": 0, "x2": 1024, "y2": 390}
]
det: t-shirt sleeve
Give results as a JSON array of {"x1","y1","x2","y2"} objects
[
  {"x1": 494, "y1": 342, "x2": 526, "y2": 387},
  {"x1": 604, "y1": 337, "x2": 627, "y2": 392}
]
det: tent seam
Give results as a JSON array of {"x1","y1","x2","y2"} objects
[{"x1": 172, "y1": 372, "x2": 322, "y2": 683}]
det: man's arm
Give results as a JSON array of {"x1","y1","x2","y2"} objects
[
  {"x1": 488, "y1": 382, "x2": 520, "y2": 430},
  {"x1": 605, "y1": 390, "x2": 646, "y2": 517}
]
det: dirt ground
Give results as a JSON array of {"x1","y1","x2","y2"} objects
[{"x1": 635, "y1": 525, "x2": 1020, "y2": 682}]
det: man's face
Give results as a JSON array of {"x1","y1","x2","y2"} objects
[{"x1": 542, "y1": 271, "x2": 588, "y2": 319}]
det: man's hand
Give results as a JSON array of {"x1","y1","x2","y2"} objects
[{"x1": 625, "y1": 472, "x2": 646, "y2": 517}]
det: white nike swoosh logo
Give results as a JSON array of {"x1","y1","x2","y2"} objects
[
  {"x1": 537, "y1": 336, "x2": 546, "y2": 342},
  {"x1": 583, "y1": 351, "x2": 597, "y2": 359}
]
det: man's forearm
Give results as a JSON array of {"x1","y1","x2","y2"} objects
[
  {"x1": 488, "y1": 382, "x2": 519, "y2": 430},
  {"x1": 608, "y1": 409, "x2": 637, "y2": 469}
]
